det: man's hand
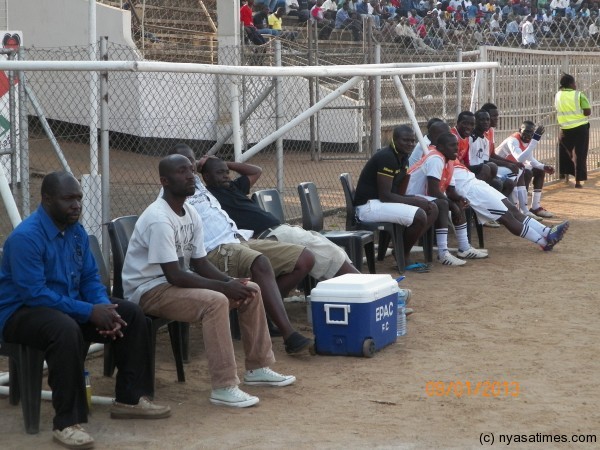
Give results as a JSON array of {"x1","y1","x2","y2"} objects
[
  {"x1": 223, "y1": 278, "x2": 258, "y2": 303},
  {"x1": 544, "y1": 165, "x2": 555, "y2": 175},
  {"x1": 535, "y1": 124, "x2": 545, "y2": 136},
  {"x1": 196, "y1": 155, "x2": 218, "y2": 172},
  {"x1": 90, "y1": 304, "x2": 127, "y2": 340},
  {"x1": 510, "y1": 162, "x2": 524, "y2": 172}
]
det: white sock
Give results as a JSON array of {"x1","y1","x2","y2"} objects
[
  {"x1": 509, "y1": 190, "x2": 518, "y2": 205},
  {"x1": 517, "y1": 186, "x2": 528, "y2": 214},
  {"x1": 455, "y1": 223, "x2": 470, "y2": 252},
  {"x1": 436, "y1": 228, "x2": 449, "y2": 257},
  {"x1": 531, "y1": 189, "x2": 542, "y2": 210},
  {"x1": 523, "y1": 216, "x2": 550, "y2": 237},
  {"x1": 520, "y1": 222, "x2": 547, "y2": 246}
]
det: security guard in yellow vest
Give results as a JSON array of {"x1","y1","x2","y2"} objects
[{"x1": 555, "y1": 73, "x2": 591, "y2": 188}]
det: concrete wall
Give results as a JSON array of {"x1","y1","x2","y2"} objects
[
  {"x1": 7, "y1": 0, "x2": 135, "y2": 48},
  {"x1": 7, "y1": 0, "x2": 359, "y2": 146}
]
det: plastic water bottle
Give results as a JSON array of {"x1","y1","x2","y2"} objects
[
  {"x1": 84, "y1": 369, "x2": 92, "y2": 410},
  {"x1": 397, "y1": 291, "x2": 407, "y2": 337}
]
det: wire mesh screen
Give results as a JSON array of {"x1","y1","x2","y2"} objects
[
  {"x1": 482, "y1": 47, "x2": 600, "y2": 177},
  {"x1": 2, "y1": 29, "x2": 600, "y2": 246}
]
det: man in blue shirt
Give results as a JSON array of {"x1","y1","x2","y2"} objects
[{"x1": 0, "y1": 172, "x2": 170, "y2": 449}]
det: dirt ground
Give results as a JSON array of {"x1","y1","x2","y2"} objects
[{"x1": 2, "y1": 171, "x2": 600, "y2": 449}]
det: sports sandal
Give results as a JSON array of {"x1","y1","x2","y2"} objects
[{"x1": 404, "y1": 262, "x2": 430, "y2": 273}]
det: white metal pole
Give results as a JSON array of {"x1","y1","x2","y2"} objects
[
  {"x1": 274, "y1": 40, "x2": 284, "y2": 193},
  {"x1": 372, "y1": 44, "x2": 381, "y2": 152},
  {"x1": 393, "y1": 76, "x2": 427, "y2": 152},
  {"x1": 89, "y1": 0, "x2": 99, "y2": 176},
  {"x1": 0, "y1": 165, "x2": 21, "y2": 227},
  {"x1": 230, "y1": 75, "x2": 242, "y2": 162}
]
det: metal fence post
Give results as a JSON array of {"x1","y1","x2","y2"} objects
[
  {"x1": 100, "y1": 36, "x2": 110, "y2": 263},
  {"x1": 7, "y1": 52, "x2": 17, "y2": 190},
  {"x1": 371, "y1": 43, "x2": 381, "y2": 152},
  {"x1": 17, "y1": 47, "x2": 29, "y2": 217},
  {"x1": 457, "y1": 47, "x2": 463, "y2": 117},
  {"x1": 274, "y1": 40, "x2": 284, "y2": 193}
]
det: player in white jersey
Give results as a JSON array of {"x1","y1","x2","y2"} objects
[
  {"x1": 407, "y1": 124, "x2": 488, "y2": 265},
  {"x1": 495, "y1": 121, "x2": 556, "y2": 219},
  {"x1": 448, "y1": 131, "x2": 569, "y2": 251}
]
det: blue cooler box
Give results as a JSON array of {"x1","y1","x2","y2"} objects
[{"x1": 310, "y1": 274, "x2": 399, "y2": 357}]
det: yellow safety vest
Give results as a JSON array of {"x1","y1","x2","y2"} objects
[{"x1": 555, "y1": 89, "x2": 589, "y2": 130}]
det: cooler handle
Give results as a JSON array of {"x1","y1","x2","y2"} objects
[{"x1": 324, "y1": 304, "x2": 350, "y2": 325}]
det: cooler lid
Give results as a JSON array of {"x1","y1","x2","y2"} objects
[{"x1": 310, "y1": 274, "x2": 399, "y2": 303}]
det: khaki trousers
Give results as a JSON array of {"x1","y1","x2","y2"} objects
[{"x1": 139, "y1": 281, "x2": 275, "y2": 389}]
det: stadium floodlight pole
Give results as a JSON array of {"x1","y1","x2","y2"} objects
[
  {"x1": 239, "y1": 76, "x2": 363, "y2": 163},
  {"x1": 392, "y1": 75, "x2": 427, "y2": 153}
]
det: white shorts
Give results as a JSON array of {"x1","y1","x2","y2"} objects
[
  {"x1": 355, "y1": 199, "x2": 419, "y2": 227},
  {"x1": 266, "y1": 224, "x2": 351, "y2": 280},
  {"x1": 459, "y1": 180, "x2": 508, "y2": 224},
  {"x1": 497, "y1": 166, "x2": 520, "y2": 182}
]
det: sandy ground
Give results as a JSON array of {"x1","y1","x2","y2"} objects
[{"x1": 2, "y1": 172, "x2": 600, "y2": 449}]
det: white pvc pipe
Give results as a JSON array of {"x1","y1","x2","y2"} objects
[
  {"x1": 230, "y1": 76, "x2": 242, "y2": 162},
  {"x1": 0, "y1": 164, "x2": 22, "y2": 227},
  {"x1": 393, "y1": 76, "x2": 427, "y2": 151},
  {"x1": 240, "y1": 76, "x2": 362, "y2": 163},
  {"x1": 0, "y1": 386, "x2": 114, "y2": 405},
  {"x1": 0, "y1": 60, "x2": 500, "y2": 78},
  {"x1": 89, "y1": 0, "x2": 99, "y2": 176}
]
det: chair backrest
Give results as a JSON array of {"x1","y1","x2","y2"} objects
[
  {"x1": 107, "y1": 215, "x2": 139, "y2": 299},
  {"x1": 339, "y1": 172, "x2": 357, "y2": 230},
  {"x1": 297, "y1": 182, "x2": 324, "y2": 232},
  {"x1": 88, "y1": 234, "x2": 111, "y2": 296},
  {"x1": 251, "y1": 189, "x2": 286, "y2": 223}
]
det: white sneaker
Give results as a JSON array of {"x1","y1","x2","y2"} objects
[
  {"x1": 53, "y1": 424, "x2": 94, "y2": 449},
  {"x1": 526, "y1": 211, "x2": 543, "y2": 221},
  {"x1": 457, "y1": 247, "x2": 488, "y2": 259},
  {"x1": 438, "y1": 251, "x2": 467, "y2": 266},
  {"x1": 483, "y1": 220, "x2": 501, "y2": 228},
  {"x1": 244, "y1": 367, "x2": 296, "y2": 387},
  {"x1": 210, "y1": 386, "x2": 259, "y2": 408},
  {"x1": 530, "y1": 207, "x2": 554, "y2": 218}
]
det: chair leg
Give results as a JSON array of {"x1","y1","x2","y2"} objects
[
  {"x1": 18, "y1": 346, "x2": 45, "y2": 434},
  {"x1": 180, "y1": 323, "x2": 190, "y2": 364},
  {"x1": 391, "y1": 224, "x2": 406, "y2": 273},
  {"x1": 167, "y1": 322, "x2": 186, "y2": 383},
  {"x1": 365, "y1": 240, "x2": 376, "y2": 274},
  {"x1": 422, "y1": 226, "x2": 434, "y2": 263},
  {"x1": 476, "y1": 222, "x2": 485, "y2": 248},
  {"x1": 8, "y1": 356, "x2": 20, "y2": 406},
  {"x1": 377, "y1": 230, "x2": 391, "y2": 261},
  {"x1": 103, "y1": 342, "x2": 116, "y2": 377},
  {"x1": 229, "y1": 310, "x2": 241, "y2": 341},
  {"x1": 148, "y1": 317, "x2": 158, "y2": 394},
  {"x1": 343, "y1": 239, "x2": 363, "y2": 273}
]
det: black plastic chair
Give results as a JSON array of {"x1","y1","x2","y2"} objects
[
  {"x1": 107, "y1": 215, "x2": 186, "y2": 383},
  {"x1": 251, "y1": 189, "x2": 285, "y2": 222},
  {"x1": 0, "y1": 342, "x2": 45, "y2": 434},
  {"x1": 296, "y1": 182, "x2": 376, "y2": 274},
  {"x1": 339, "y1": 172, "x2": 411, "y2": 271},
  {"x1": 251, "y1": 189, "x2": 317, "y2": 296}
]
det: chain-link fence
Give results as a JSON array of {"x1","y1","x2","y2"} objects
[
  {"x1": 2, "y1": 6, "x2": 600, "y2": 247},
  {"x1": 97, "y1": 0, "x2": 600, "y2": 65}
]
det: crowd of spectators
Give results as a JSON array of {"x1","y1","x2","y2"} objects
[{"x1": 250, "y1": 0, "x2": 600, "y2": 49}]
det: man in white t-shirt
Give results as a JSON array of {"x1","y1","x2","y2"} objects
[{"x1": 123, "y1": 154, "x2": 296, "y2": 409}]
